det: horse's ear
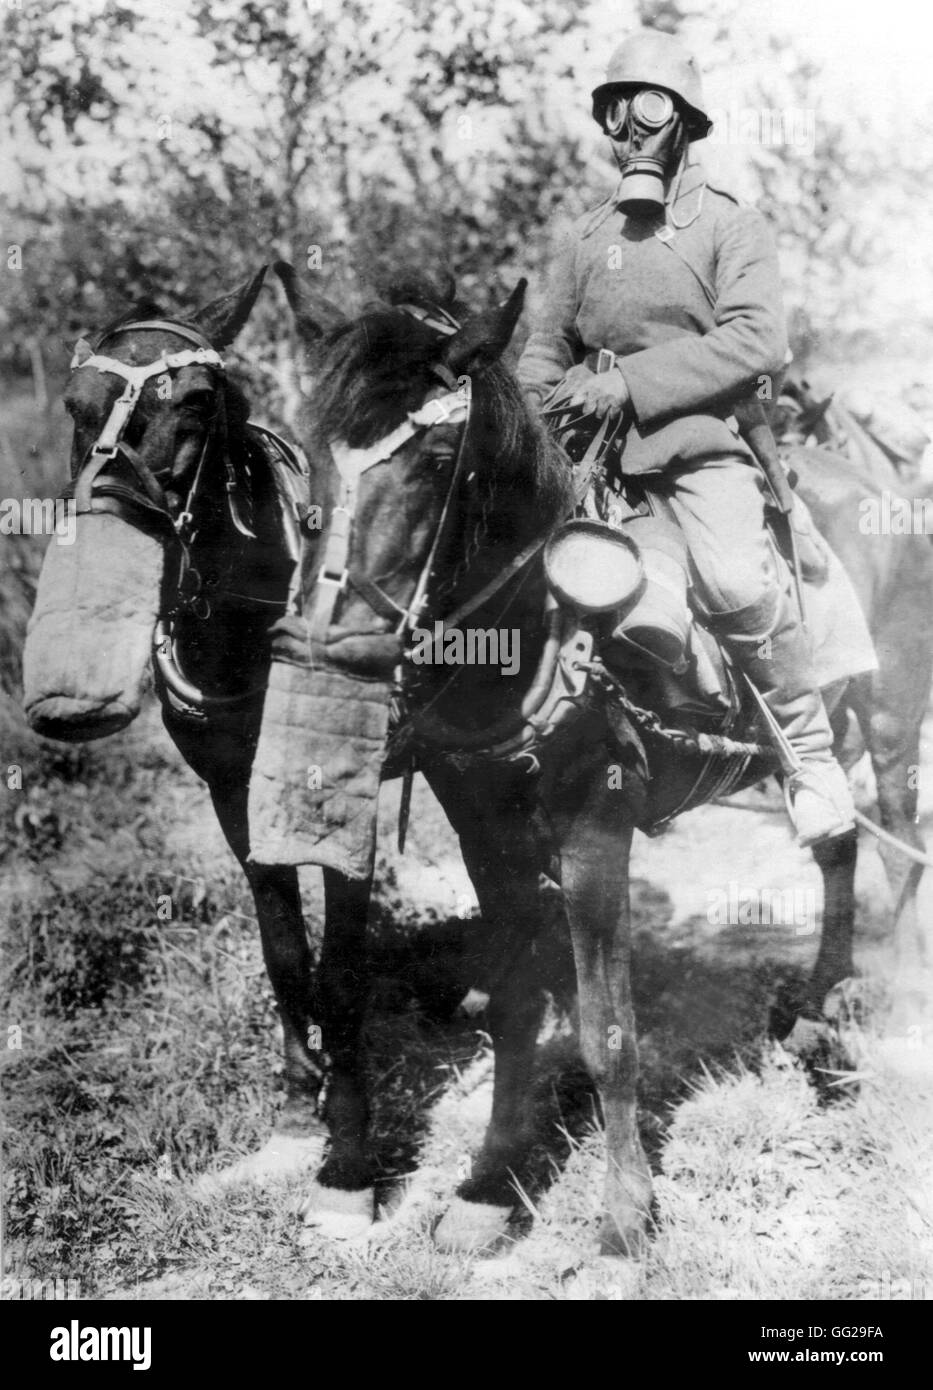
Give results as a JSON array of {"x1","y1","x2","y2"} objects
[
  {"x1": 440, "y1": 280, "x2": 527, "y2": 377},
  {"x1": 193, "y1": 266, "x2": 268, "y2": 348},
  {"x1": 274, "y1": 261, "x2": 345, "y2": 343}
]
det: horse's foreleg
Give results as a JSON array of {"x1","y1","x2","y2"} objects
[
  {"x1": 807, "y1": 829, "x2": 858, "y2": 1010},
  {"x1": 298, "y1": 866, "x2": 374, "y2": 1234},
  {"x1": 560, "y1": 792, "x2": 651, "y2": 1258},
  {"x1": 775, "y1": 829, "x2": 860, "y2": 1061},
  {"x1": 427, "y1": 769, "x2": 548, "y2": 1252},
  {"x1": 434, "y1": 929, "x2": 545, "y2": 1252},
  {"x1": 854, "y1": 670, "x2": 930, "y2": 994},
  {"x1": 198, "y1": 772, "x2": 327, "y2": 1188},
  {"x1": 247, "y1": 862, "x2": 325, "y2": 1134},
  {"x1": 871, "y1": 744, "x2": 927, "y2": 988}
]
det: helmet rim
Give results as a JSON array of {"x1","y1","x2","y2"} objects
[{"x1": 591, "y1": 30, "x2": 713, "y2": 141}]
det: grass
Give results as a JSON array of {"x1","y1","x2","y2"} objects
[{"x1": 6, "y1": 790, "x2": 931, "y2": 1303}]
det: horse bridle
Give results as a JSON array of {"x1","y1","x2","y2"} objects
[
  {"x1": 65, "y1": 318, "x2": 278, "y2": 715},
  {"x1": 306, "y1": 378, "x2": 472, "y2": 647},
  {"x1": 67, "y1": 319, "x2": 231, "y2": 544}
]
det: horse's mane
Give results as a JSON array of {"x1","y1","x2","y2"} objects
[{"x1": 310, "y1": 276, "x2": 572, "y2": 539}]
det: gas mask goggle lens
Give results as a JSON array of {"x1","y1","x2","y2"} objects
[{"x1": 601, "y1": 88, "x2": 675, "y2": 139}]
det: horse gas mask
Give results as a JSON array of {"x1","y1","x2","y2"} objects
[{"x1": 600, "y1": 88, "x2": 686, "y2": 218}]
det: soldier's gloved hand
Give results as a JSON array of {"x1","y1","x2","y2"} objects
[{"x1": 557, "y1": 363, "x2": 631, "y2": 420}]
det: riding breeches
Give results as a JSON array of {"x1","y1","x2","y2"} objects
[
  {"x1": 649, "y1": 452, "x2": 777, "y2": 625},
  {"x1": 645, "y1": 451, "x2": 835, "y2": 763}
]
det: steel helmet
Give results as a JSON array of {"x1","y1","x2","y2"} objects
[{"x1": 591, "y1": 30, "x2": 712, "y2": 140}]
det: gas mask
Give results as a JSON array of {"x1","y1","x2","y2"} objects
[{"x1": 600, "y1": 88, "x2": 686, "y2": 218}]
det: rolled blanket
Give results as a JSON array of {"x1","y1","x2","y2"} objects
[{"x1": 246, "y1": 656, "x2": 393, "y2": 879}]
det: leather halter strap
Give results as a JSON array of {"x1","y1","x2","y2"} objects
[
  {"x1": 92, "y1": 318, "x2": 217, "y2": 352},
  {"x1": 69, "y1": 320, "x2": 225, "y2": 534},
  {"x1": 308, "y1": 388, "x2": 471, "y2": 646}
]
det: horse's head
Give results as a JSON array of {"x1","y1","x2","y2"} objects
[
  {"x1": 276, "y1": 263, "x2": 569, "y2": 678},
  {"x1": 771, "y1": 366, "x2": 834, "y2": 448},
  {"x1": 23, "y1": 269, "x2": 267, "y2": 741}
]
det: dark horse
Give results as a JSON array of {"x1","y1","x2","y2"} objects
[{"x1": 23, "y1": 265, "x2": 933, "y2": 1257}]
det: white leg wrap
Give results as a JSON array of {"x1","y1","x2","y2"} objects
[
  {"x1": 433, "y1": 1196, "x2": 513, "y2": 1252},
  {"x1": 196, "y1": 1132, "x2": 326, "y2": 1195},
  {"x1": 299, "y1": 1183, "x2": 375, "y2": 1241}
]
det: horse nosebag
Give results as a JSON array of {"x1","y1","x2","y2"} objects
[
  {"x1": 23, "y1": 514, "x2": 164, "y2": 742},
  {"x1": 246, "y1": 617, "x2": 394, "y2": 880}
]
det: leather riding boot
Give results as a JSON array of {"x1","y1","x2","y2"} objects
[{"x1": 713, "y1": 583, "x2": 856, "y2": 848}]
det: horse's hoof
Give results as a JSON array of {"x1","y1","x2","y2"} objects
[
  {"x1": 822, "y1": 976, "x2": 876, "y2": 1025},
  {"x1": 433, "y1": 1196, "x2": 512, "y2": 1253},
  {"x1": 781, "y1": 1014, "x2": 836, "y2": 1061},
  {"x1": 197, "y1": 1131, "x2": 326, "y2": 1195},
  {"x1": 780, "y1": 1016, "x2": 856, "y2": 1094},
  {"x1": 299, "y1": 1184, "x2": 375, "y2": 1242}
]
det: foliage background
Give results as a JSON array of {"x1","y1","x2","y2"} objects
[
  {"x1": 4, "y1": 0, "x2": 933, "y2": 716},
  {"x1": 3, "y1": 0, "x2": 933, "y2": 411}
]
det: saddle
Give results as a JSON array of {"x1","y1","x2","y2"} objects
[
  {"x1": 535, "y1": 409, "x2": 874, "y2": 830},
  {"x1": 544, "y1": 416, "x2": 745, "y2": 710}
]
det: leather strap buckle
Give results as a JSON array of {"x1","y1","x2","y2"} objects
[{"x1": 318, "y1": 563, "x2": 348, "y2": 591}]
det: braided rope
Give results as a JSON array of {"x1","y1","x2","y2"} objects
[{"x1": 577, "y1": 658, "x2": 776, "y2": 763}]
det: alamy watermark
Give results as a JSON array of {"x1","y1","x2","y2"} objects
[
  {"x1": 857, "y1": 1270, "x2": 931, "y2": 1300},
  {"x1": 49, "y1": 1320, "x2": 151, "y2": 1370},
  {"x1": 1, "y1": 1275, "x2": 82, "y2": 1300},
  {"x1": 408, "y1": 622, "x2": 520, "y2": 676},
  {"x1": 858, "y1": 490, "x2": 933, "y2": 535},
  {"x1": 707, "y1": 880, "x2": 817, "y2": 935},
  {"x1": 0, "y1": 497, "x2": 76, "y2": 545},
  {"x1": 707, "y1": 105, "x2": 816, "y2": 156}
]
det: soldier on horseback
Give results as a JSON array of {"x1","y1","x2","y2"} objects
[{"x1": 518, "y1": 28, "x2": 857, "y2": 847}]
